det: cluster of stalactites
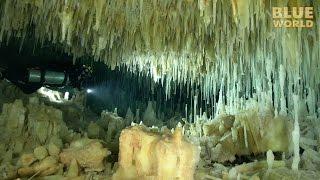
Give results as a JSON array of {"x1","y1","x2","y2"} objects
[{"x1": 0, "y1": 0, "x2": 319, "y2": 120}]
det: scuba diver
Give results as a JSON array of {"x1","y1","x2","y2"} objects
[{"x1": 0, "y1": 64, "x2": 93, "y2": 94}]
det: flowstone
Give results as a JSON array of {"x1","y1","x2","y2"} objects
[
  {"x1": 0, "y1": 96, "x2": 80, "y2": 179},
  {"x1": 112, "y1": 124, "x2": 200, "y2": 180},
  {"x1": 190, "y1": 107, "x2": 291, "y2": 163},
  {"x1": 27, "y1": 99, "x2": 69, "y2": 145}
]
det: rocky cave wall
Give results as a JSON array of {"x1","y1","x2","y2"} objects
[
  {"x1": 0, "y1": 0, "x2": 319, "y2": 120},
  {"x1": 0, "y1": 80, "x2": 320, "y2": 179},
  {"x1": 0, "y1": 0, "x2": 319, "y2": 179}
]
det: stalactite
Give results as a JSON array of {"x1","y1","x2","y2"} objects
[
  {"x1": 292, "y1": 94, "x2": 301, "y2": 170},
  {"x1": 0, "y1": 0, "x2": 318, "y2": 124}
]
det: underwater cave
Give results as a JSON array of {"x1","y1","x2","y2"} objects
[{"x1": 0, "y1": 0, "x2": 319, "y2": 179}]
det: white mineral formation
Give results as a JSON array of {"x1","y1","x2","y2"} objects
[
  {"x1": 267, "y1": 150, "x2": 275, "y2": 170},
  {"x1": 112, "y1": 125, "x2": 200, "y2": 180},
  {"x1": 301, "y1": 148, "x2": 320, "y2": 171},
  {"x1": 59, "y1": 138, "x2": 110, "y2": 172},
  {"x1": 0, "y1": 0, "x2": 319, "y2": 178},
  {"x1": 291, "y1": 95, "x2": 301, "y2": 170},
  {"x1": 228, "y1": 160, "x2": 286, "y2": 179},
  {"x1": 196, "y1": 106, "x2": 291, "y2": 163}
]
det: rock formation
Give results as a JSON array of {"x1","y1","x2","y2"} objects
[{"x1": 113, "y1": 125, "x2": 200, "y2": 180}]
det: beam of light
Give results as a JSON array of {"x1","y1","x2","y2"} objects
[{"x1": 86, "y1": 89, "x2": 93, "y2": 93}]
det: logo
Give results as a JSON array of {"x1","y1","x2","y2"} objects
[{"x1": 272, "y1": 7, "x2": 314, "y2": 28}]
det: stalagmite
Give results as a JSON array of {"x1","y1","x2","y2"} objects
[
  {"x1": 143, "y1": 101, "x2": 161, "y2": 127},
  {"x1": 113, "y1": 125, "x2": 200, "y2": 180},
  {"x1": 125, "y1": 107, "x2": 134, "y2": 125},
  {"x1": 0, "y1": 0, "x2": 319, "y2": 179},
  {"x1": 135, "y1": 109, "x2": 140, "y2": 123}
]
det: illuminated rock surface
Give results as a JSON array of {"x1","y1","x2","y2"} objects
[
  {"x1": 0, "y1": 80, "x2": 319, "y2": 179},
  {"x1": 0, "y1": 0, "x2": 319, "y2": 179},
  {"x1": 112, "y1": 125, "x2": 200, "y2": 180}
]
